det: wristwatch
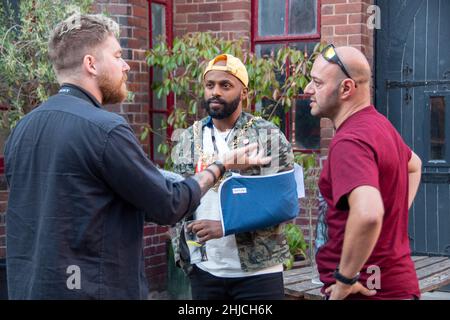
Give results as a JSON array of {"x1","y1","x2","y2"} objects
[
  {"x1": 333, "y1": 267, "x2": 360, "y2": 285},
  {"x1": 211, "y1": 160, "x2": 226, "y2": 177}
]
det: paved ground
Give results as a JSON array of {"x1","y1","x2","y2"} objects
[
  {"x1": 149, "y1": 290, "x2": 450, "y2": 300},
  {"x1": 421, "y1": 291, "x2": 450, "y2": 300}
]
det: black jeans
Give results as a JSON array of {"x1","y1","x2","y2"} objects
[{"x1": 189, "y1": 265, "x2": 285, "y2": 300}]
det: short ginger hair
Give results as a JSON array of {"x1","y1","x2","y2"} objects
[{"x1": 48, "y1": 14, "x2": 119, "y2": 77}]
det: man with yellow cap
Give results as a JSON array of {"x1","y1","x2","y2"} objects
[{"x1": 171, "y1": 54, "x2": 294, "y2": 300}]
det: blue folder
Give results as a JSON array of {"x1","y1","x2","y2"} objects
[{"x1": 219, "y1": 169, "x2": 299, "y2": 236}]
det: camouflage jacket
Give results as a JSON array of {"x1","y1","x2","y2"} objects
[{"x1": 171, "y1": 112, "x2": 294, "y2": 273}]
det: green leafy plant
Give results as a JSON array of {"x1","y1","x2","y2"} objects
[
  {"x1": 284, "y1": 223, "x2": 308, "y2": 270},
  {"x1": 294, "y1": 152, "x2": 317, "y2": 172},
  {"x1": 0, "y1": 0, "x2": 93, "y2": 129},
  {"x1": 145, "y1": 33, "x2": 326, "y2": 167}
]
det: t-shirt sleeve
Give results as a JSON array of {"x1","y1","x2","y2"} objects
[
  {"x1": 404, "y1": 141, "x2": 412, "y2": 161},
  {"x1": 329, "y1": 138, "x2": 380, "y2": 211}
]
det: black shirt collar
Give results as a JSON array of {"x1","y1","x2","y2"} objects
[{"x1": 58, "y1": 83, "x2": 103, "y2": 109}]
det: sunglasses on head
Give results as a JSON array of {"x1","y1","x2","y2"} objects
[{"x1": 321, "y1": 44, "x2": 357, "y2": 87}]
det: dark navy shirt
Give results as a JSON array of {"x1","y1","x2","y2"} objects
[{"x1": 4, "y1": 84, "x2": 201, "y2": 299}]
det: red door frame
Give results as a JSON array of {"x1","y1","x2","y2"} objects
[
  {"x1": 251, "y1": 0, "x2": 322, "y2": 49},
  {"x1": 148, "y1": 0, "x2": 174, "y2": 163}
]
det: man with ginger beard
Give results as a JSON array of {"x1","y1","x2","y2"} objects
[{"x1": 4, "y1": 15, "x2": 270, "y2": 300}]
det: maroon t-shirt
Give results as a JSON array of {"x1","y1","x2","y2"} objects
[{"x1": 316, "y1": 106, "x2": 420, "y2": 300}]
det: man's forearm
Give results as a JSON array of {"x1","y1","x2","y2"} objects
[
  {"x1": 192, "y1": 164, "x2": 221, "y2": 197},
  {"x1": 338, "y1": 207, "x2": 383, "y2": 280},
  {"x1": 338, "y1": 187, "x2": 384, "y2": 280},
  {"x1": 190, "y1": 142, "x2": 272, "y2": 196}
]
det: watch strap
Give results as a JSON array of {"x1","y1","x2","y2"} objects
[{"x1": 333, "y1": 267, "x2": 360, "y2": 285}]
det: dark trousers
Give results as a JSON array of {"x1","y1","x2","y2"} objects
[{"x1": 189, "y1": 265, "x2": 285, "y2": 300}]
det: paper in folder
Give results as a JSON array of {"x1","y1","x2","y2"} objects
[{"x1": 219, "y1": 169, "x2": 300, "y2": 236}]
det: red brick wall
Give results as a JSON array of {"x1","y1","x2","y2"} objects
[
  {"x1": 294, "y1": 172, "x2": 320, "y2": 242},
  {"x1": 95, "y1": 0, "x2": 170, "y2": 292},
  {"x1": 174, "y1": 0, "x2": 251, "y2": 49},
  {"x1": 321, "y1": 0, "x2": 374, "y2": 62},
  {"x1": 320, "y1": 0, "x2": 375, "y2": 157},
  {"x1": 95, "y1": 0, "x2": 151, "y2": 155}
]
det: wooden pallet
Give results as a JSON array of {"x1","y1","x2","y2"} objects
[{"x1": 284, "y1": 256, "x2": 450, "y2": 300}]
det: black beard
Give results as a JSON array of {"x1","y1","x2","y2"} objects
[{"x1": 202, "y1": 94, "x2": 241, "y2": 119}]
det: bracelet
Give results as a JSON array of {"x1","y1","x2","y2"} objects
[
  {"x1": 203, "y1": 168, "x2": 218, "y2": 185},
  {"x1": 211, "y1": 160, "x2": 226, "y2": 177}
]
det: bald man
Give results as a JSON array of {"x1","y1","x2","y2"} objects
[{"x1": 305, "y1": 45, "x2": 422, "y2": 300}]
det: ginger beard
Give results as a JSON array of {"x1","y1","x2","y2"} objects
[{"x1": 98, "y1": 71, "x2": 128, "y2": 105}]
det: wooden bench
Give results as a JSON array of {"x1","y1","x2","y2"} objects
[{"x1": 283, "y1": 256, "x2": 450, "y2": 300}]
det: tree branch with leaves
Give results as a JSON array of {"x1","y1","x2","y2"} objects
[
  {"x1": 0, "y1": 0, "x2": 93, "y2": 129},
  {"x1": 145, "y1": 32, "x2": 325, "y2": 167}
]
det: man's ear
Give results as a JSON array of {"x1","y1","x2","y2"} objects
[
  {"x1": 241, "y1": 87, "x2": 248, "y2": 100},
  {"x1": 341, "y1": 79, "x2": 355, "y2": 100},
  {"x1": 82, "y1": 55, "x2": 97, "y2": 77}
]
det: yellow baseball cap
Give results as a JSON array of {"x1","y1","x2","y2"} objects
[{"x1": 203, "y1": 54, "x2": 249, "y2": 88}]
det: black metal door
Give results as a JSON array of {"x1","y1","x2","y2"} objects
[{"x1": 376, "y1": 0, "x2": 450, "y2": 256}]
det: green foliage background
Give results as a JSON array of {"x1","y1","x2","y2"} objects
[
  {"x1": 284, "y1": 223, "x2": 309, "y2": 270},
  {"x1": 0, "y1": 0, "x2": 93, "y2": 129},
  {"x1": 145, "y1": 32, "x2": 325, "y2": 166}
]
